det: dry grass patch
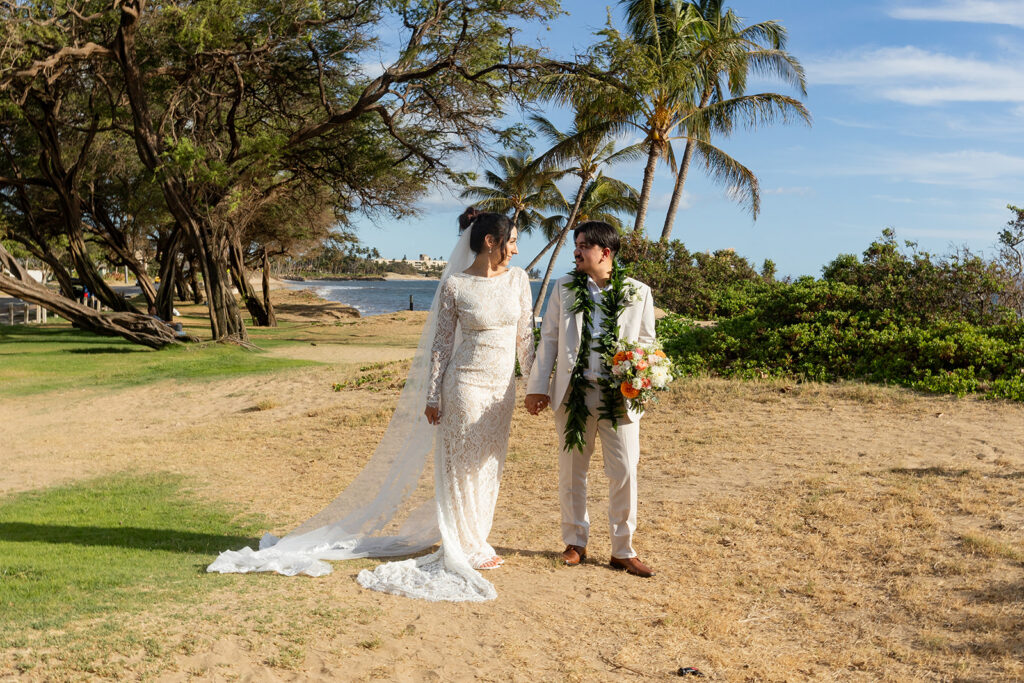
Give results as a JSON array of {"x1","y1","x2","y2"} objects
[{"x1": 2, "y1": 320, "x2": 1023, "y2": 680}]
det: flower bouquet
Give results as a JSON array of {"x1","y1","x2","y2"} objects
[{"x1": 606, "y1": 340, "x2": 675, "y2": 411}]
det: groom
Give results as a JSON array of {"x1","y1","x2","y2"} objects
[{"x1": 525, "y1": 221, "x2": 656, "y2": 578}]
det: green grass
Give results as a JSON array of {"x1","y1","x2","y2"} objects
[
  {"x1": 0, "y1": 473, "x2": 264, "y2": 637},
  {"x1": 0, "y1": 324, "x2": 315, "y2": 397}
]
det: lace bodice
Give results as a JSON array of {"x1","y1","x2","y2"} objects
[{"x1": 426, "y1": 267, "x2": 535, "y2": 407}]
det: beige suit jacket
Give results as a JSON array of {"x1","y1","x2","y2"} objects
[{"x1": 526, "y1": 273, "x2": 657, "y2": 423}]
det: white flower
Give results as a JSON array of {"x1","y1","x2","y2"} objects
[
  {"x1": 651, "y1": 365, "x2": 670, "y2": 388},
  {"x1": 611, "y1": 363, "x2": 628, "y2": 376},
  {"x1": 631, "y1": 378, "x2": 644, "y2": 390}
]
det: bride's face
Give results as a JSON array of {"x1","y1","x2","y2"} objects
[{"x1": 497, "y1": 227, "x2": 519, "y2": 267}]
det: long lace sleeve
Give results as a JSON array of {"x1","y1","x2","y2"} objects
[
  {"x1": 515, "y1": 269, "x2": 536, "y2": 378},
  {"x1": 427, "y1": 277, "x2": 458, "y2": 407}
]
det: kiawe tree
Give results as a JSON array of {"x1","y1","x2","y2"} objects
[{"x1": 2, "y1": 0, "x2": 562, "y2": 343}]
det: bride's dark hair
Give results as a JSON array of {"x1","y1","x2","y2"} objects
[{"x1": 458, "y1": 208, "x2": 513, "y2": 262}]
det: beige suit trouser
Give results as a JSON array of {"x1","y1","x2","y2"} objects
[{"x1": 553, "y1": 385, "x2": 639, "y2": 559}]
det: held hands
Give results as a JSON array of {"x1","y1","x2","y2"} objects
[
  {"x1": 424, "y1": 405, "x2": 441, "y2": 425},
  {"x1": 524, "y1": 394, "x2": 550, "y2": 415}
]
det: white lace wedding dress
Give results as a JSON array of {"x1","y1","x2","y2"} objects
[
  {"x1": 356, "y1": 267, "x2": 535, "y2": 601},
  {"x1": 207, "y1": 244, "x2": 535, "y2": 603}
]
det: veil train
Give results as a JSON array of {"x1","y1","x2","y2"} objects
[{"x1": 208, "y1": 229, "x2": 479, "y2": 583}]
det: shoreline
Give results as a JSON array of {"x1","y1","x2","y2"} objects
[{"x1": 281, "y1": 272, "x2": 440, "y2": 282}]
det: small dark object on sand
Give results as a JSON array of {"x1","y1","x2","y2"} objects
[{"x1": 678, "y1": 667, "x2": 705, "y2": 677}]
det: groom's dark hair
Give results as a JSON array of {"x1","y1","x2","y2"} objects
[{"x1": 573, "y1": 221, "x2": 620, "y2": 257}]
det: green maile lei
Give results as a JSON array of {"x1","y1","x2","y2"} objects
[{"x1": 562, "y1": 260, "x2": 635, "y2": 453}]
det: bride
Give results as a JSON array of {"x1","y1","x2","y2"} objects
[{"x1": 208, "y1": 210, "x2": 535, "y2": 602}]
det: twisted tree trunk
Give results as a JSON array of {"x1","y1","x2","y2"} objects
[
  {"x1": 228, "y1": 235, "x2": 274, "y2": 327},
  {"x1": 113, "y1": 3, "x2": 247, "y2": 341},
  {"x1": 88, "y1": 199, "x2": 158, "y2": 306},
  {"x1": 0, "y1": 243, "x2": 182, "y2": 348},
  {"x1": 154, "y1": 224, "x2": 184, "y2": 320},
  {"x1": 261, "y1": 247, "x2": 277, "y2": 327},
  {"x1": 27, "y1": 95, "x2": 134, "y2": 312}
]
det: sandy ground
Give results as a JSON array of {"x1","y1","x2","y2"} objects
[{"x1": 2, "y1": 309, "x2": 1023, "y2": 681}]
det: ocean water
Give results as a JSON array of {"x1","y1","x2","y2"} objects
[{"x1": 288, "y1": 278, "x2": 555, "y2": 317}]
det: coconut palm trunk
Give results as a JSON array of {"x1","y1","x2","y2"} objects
[
  {"x1": 510, "y1": 206, "x2": 522, "y2": 231},
  {"x1": 660, "y1": 138, "x2": 695, "y2": 242},
  {"x1": 533, "y1": 174, "x2": 589, "y2": 317},
  {"x1": 632, "y1": 141, "x2": 661, "y2": 233},
  {"x1": 662, "y1": 90, "x2": 711, "y2": 242},
  {"x1": 525, "y1": 233, "x2": 560, "y2": 272}
]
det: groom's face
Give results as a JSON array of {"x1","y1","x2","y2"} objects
[{"x1": 574, "y1": 234, "x2": 610, "y2": 276}]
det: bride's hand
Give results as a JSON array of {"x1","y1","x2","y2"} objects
[{"x1": 424, "y1": 405, "x2": 441, "y2": 425}]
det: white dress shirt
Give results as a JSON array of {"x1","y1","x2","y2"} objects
[{"x1": 583, "y1": 276, "x2": 611, "y2": 381}]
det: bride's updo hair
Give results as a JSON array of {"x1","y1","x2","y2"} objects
[{"x1": 458, "y1": 208, "x2": 513, "y2": 262}]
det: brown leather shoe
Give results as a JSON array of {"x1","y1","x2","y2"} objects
[
  {"x1": 609, "y1": 556, "x2": 654, "y2": 577},
  {"x1": 561, "y1": 544, "x2": 587, "y2": 566}
]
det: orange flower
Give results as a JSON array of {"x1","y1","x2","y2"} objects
[
  {"x1": 613, "y1": 351, "x2": 627, "y2": 364},
  {"x1": 620, "y1": 381, "x2": 640, "y2": 399},
  {"x1": 654, "y1": 349, "x2": 667, "y2": 358}
]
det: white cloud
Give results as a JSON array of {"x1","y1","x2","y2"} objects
[
  {"x1": 890, "y1": 1, "x2": 1024, "y2": 28},
  {"x1": 808, "y1": 46, "x2": 1024, "y2": 105},
  {"x1": 416, "y1": 185, "x2": 465, "y2": 210},
  {"x1": 870, "y1": 194, "x2": 959, "y2": 207},
  {"x1": 824, "y1": 117, "x2": 885, "y2": 130},
  {"x1": 871, "y1": 194, "x2": 920, "y2": 205},
  {"x1": 765, "y1": 186, "x2": 814, "y2": 196},
  {"x1": 861, "y1": 149, "x2": 1024, "y2": 189}
]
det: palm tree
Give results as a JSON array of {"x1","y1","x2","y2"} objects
[
  {"x1": 548, "y1": 1, "x2": 809, "y2": 234},
  {"x1": 542, "y1": 173, "x2": 639, "y2": 234},
  {"x1": 459, "y1": 151, "x2": 561, "y2": 234},
  {"x1": 659, "y1": 0, "x2": 809, "y2": 241},
  {"x1": 527, "y1": 114, "x2": 643, "y2": 317}
]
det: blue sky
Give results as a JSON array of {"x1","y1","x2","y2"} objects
[{"x1": 353, "y1": 0, "x2": 1024, "y2": 279}]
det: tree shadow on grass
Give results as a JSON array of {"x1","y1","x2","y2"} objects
[
  {"x1": 0, "y1": 522, "x2": 257, "y2": 555},
  {"x1": 67, "y1": 347, "x2": 139, "y2": 354}
]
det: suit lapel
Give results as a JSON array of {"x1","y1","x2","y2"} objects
[{"x1": 614, "y1": 281, "x2": 642, "y2": 339}]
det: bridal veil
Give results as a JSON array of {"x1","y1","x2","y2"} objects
[{"x1": 207, "y1": 229, "x2": 487, "y2": 597}]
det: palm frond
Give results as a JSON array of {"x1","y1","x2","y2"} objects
[{"x1": 689, "y1": 137, "x2": 759, "y2": 218}]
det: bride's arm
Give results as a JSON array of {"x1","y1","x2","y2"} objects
[
  {"x1": 426, "y1": 278, "x2": 458, "y2": 414},
  {"x1": 515, "y1": 269, "x2": 536, "y2": 378}
]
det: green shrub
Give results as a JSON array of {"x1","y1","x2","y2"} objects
[
  {"x1": 643, "y1": 224, "x2": 1024, "y2": 402},
  {"x1": 618, "y1": 233, "x2": 772, "y2": 318},
  {"x1": 655, "y1": 282, "x2": 1024, "y2": 401}
]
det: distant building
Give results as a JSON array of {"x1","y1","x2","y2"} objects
[{"x1": 373, "y1": 256, "x2": 448, "y2": 270}]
